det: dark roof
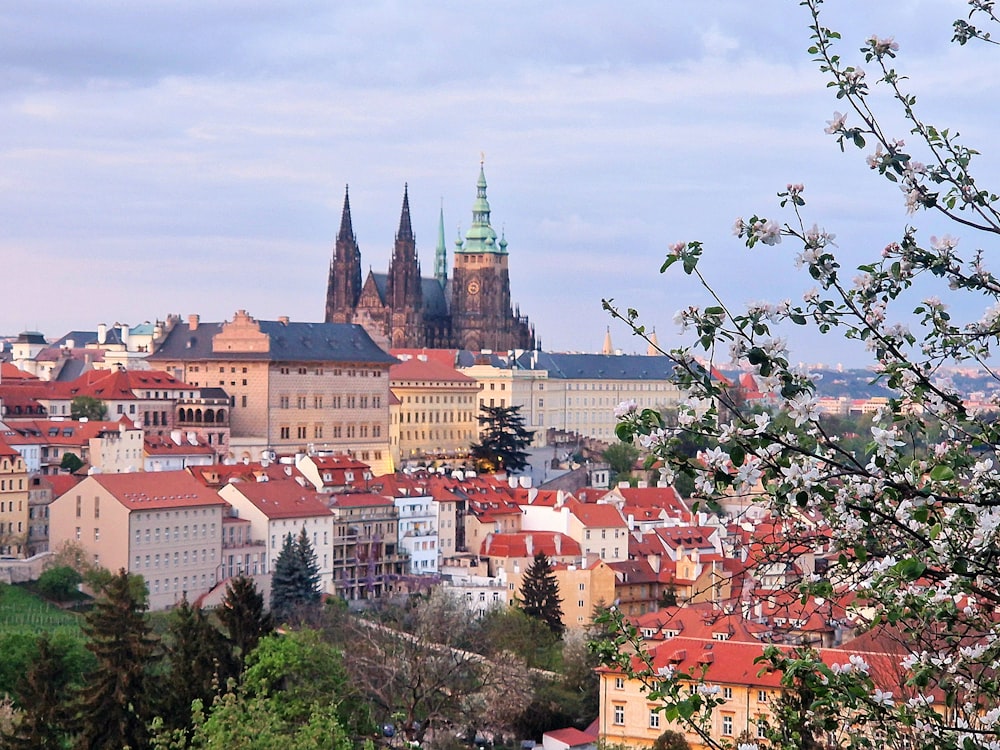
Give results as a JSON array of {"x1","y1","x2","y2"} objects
[
  {"x1": 370, "y1": 273, "x2": 450, "y2": 319},
  {"x1": 513, "y1": 351, "x2": 678, "y2": 380},
  {"x1": 149, "y1": 320, "x2": 397, "y2": 365},
  {"x1": 50, "y1": 329, "x2": 126, "y2": 347}
]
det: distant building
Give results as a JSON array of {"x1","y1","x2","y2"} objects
[
  {"x1": 324, "y1": 165, "x2": 535, "y2": 352},
  {"x1": 149, "y1": 310, "x2": 397, "y2": 472}
]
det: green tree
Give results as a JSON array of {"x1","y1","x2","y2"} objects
[
  {"x1": 651, "y1": 730, "x2": 691, "y2": 750},
  {"x1": 602, "y1": 442, "x2": 639, "y2": 486},
  {"x1": 70, "y1": 396, "x2": 107, "y2": 421},
  {"x1": 217, "y1": 575, "x2": 272, "y2": 675},
  {"x1": 59, "y1": 452, "x2": 84, "y2": 474},
  {"x1": 36, "y1": 565, "x2": 83, "y2": 601},
  {"x1": 470, "y1": 404, "x2": 534, "y2": 474},
  {"x1": 268, "y1": 529, "x2": 321, "y2": 624},
  {"x1": 157, "y1": 596, "x2": 236, "y2": 736},
  {"x1": 599, "y1": 2, "x2": 1000, "y2": 748},
  {"x1": 74, "y1": 569, "x2": 159, "y2": 750},
  {"x1": 518, "y1": 551, "x2": 564, "y2": 638},
  {"x1": 2, "y1": 634, "x2": 79, "y2": 749}
]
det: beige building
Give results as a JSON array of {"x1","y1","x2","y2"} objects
[
  {"x1": 149, "y1": 310, "x2": 397, "y2": 474},
  {"x1": 389, "y1": 353, "x2": 479, "y2": 465},
  {"x1": 217, "y1": 478, "x2": 335, "y2": 591},
  {"x1": 0, "y1": 436, "x2": 29, "y2": 557},
  {"x1": 553, "y1": 557, "x2": 617, "y2": 630},
  {"x1": 457, "y1": 350, "x2": 684, "y2": 445},
  {"x1": 48, "y1": 471, "x2": 227, "y2": 609}
]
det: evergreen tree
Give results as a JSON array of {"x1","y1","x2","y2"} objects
[
  {"x1": 217, "y1": 575, "x2": 272, "y2": 674},
  {"x1": 518, "y1": 552, "x2": 564, "y2": 637},
  {"x1": 269, "y1": 529, "x2": 321, "y2": 624},
  {"x1": 74, "y1": 569, "x2": 158, "y2": 750},
  {"x1": 2, "y1": 634, "x2": 77, "y2": 749},
  {"x1": 158, "y1": 596, "x2": 235, "y2": 735},
  {"x1": 470, "y1": 404, "x2": 534, "y2": 474}
]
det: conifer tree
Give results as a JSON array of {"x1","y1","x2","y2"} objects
[
  {"x1": 217, "y1": 575, "x2": 272, "y2": 674},
  {"x1": 470, "y1": 404, "x2": 534, "y2": 474},
  {"x1": 2, "y1": 634, "x2": 77, "y2": 749},
  {"x1": 518, "y1": 551, "x2": 565, "y2": 637},
  {"x1": 158, "y1": 595, "x2": 235, "y2": 735},
  {"x1": 269, "y1": 529, "x2": 321, "y2": 624},
  {"x1": 74, "y1": 569, "x2": 158, "y2": 750}
]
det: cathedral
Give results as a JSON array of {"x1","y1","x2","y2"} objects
[{"x1": 324, "y1": 165, "x2": 536, "y2": 352}]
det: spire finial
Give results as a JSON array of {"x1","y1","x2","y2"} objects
[{"x1": 396, "y1": 184, "x2": 414, "y2": 241}]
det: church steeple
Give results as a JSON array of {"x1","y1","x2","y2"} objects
[
  {"x1": 325, "y1": 184, "x2": 362, "y2": 323},
  {"x1": 396, "y1": 183, "x2": 414, "y2": 243},
  {"x1": 456, "y1": 160, "x2": 499, "y2": 254},
  {"x1": 434, "y1": 200, "x2": 447, "y2": 284},
  {"x1": 602, "y1": 326, "x2": 614, "y2": 355},
  {"x1": 338, "y1": 184, "x2": 355, "y2": 244}
]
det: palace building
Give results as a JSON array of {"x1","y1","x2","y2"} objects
[{"x1": 324, "y1": 164, "x2": 535, "y2": 352}]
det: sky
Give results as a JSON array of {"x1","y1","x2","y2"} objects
[{"x1": 2, "y1": 0, "x2": 997, "y2": 367}]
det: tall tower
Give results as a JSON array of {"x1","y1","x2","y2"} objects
[
  {"x1": 450, "y1": 162, "x2": 534, "y2": 352},
  {"x1": 325, "y1": 186, "x2": 363, "y2": 324},
  {"x1": 387, "y1": 185, "x2": 424, "y2": 347},
  {"x1": 434, "y1": 201, "x2": 448, "y2": 285}
]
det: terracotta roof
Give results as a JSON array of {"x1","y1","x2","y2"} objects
[
  {"x1": 225, "y1": 478, "x2": 332, "y2": 519},
  {"x1": 90, "y1": 471, "x2": 228, "y2": 511},
  {"x1": 543, "y1": 728, "x2": 595, "y2": 748},
  {"x1": 52, "y1": 368, "x2": 193, "y2": 400},
  {"x1": 0, "y1": 435, "x2": 20, "y2": 458},
  {"x1": 0, "y1": 363, "x2": 38, "y2": 381},
  {"x1": 4, "y1": 419, "x2": 137, "y2": 446},
  {"x1": 389, "y1": 348, "x2": 460, "y2": 367},
  {"x1": 480, "y1": 531, "x2": 581, "y2": 559},
  {"x1": 571, "y1": 501, "x2": 627, "y2": 528},
  {"x1": 144, "y1": 434, "x2": 215, "y2": 455},
  {"x1": 390, "y1": 357, "x2": 477, "y2": 384}
]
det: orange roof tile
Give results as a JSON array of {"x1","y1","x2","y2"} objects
[{"x1": 90, "y1": 471, "x2": 228, "y2": 511}]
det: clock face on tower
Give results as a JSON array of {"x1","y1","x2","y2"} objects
[{"x1": 467, "y1": 279, "x2": 480, "y2": 295}]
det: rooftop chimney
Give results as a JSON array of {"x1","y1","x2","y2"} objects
[{"x1": 189, "y1": 314, "x2": 200, "y2": 331}]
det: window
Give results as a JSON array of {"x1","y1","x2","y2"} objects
[
  {"x1": 280, "y1": 396, "x2": 289, "y2": 409},
  {"x1": 649, "y1": 709, "x2": 660, "y2": 729},
  {"x1": 758, "y1": 718, "x2": 768, "y2": 739},
  {"x1": 613, "y1": 705, "x2": 625, "y2": 726},
  {"x1": 757, "y1": 690, "x2": 769, "y2": 703},
  {"x1": 280, "y1": 426, "x2": 290, "y2": 439},
  {"x1": 577, "y1": 599, "x2": 584, "y2": 608},
  {"x1": 722, "y1": 686, "x2": 733, "y2": 700},
  {"x1": 721, "y1": 714, "x2": 734, "y2": 736},
  {"x1": 614, "y1": 677, "x2": 625, "y2": 690}
]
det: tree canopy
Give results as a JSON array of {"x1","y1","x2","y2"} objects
[
  {"x1": 518, "y1": 552, "x2": 564, "y2": 638},
  {"x1": 269, "y1": 529, "x2": 321, "y2": 624},
  {"x1": 69, "y1": 396, "x2": 107, "y2": 422},
  {"x1": 599, "y1": 2, "x2": 1000, "y2": 748},
  {"x1": 470, "y1": 404, "x2": 534, "y2": 474}
]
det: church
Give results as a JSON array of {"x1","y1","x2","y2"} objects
[{"x1": 324, "y1": 165, "x2": 536, "y2": 352}]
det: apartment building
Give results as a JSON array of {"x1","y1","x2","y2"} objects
[
  {"x1": 48, "y1": 471, "x2": 227, "y2": 609},
  {"x1": 149, "y1": 310, "x2": 396, "y2": 473}
]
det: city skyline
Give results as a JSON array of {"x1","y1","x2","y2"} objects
[{"x1": 2, "y1": 1, "x2": 996, "y2": 366}]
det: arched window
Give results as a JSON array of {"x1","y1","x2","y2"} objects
[{"x1": 205, "y1": 410, "x2": 215, "y2": 423}]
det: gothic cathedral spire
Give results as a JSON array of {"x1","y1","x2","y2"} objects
[
  {"x1": 325, "y1": 185, "x2": 362, "y2": 323},
  {"x1": 434, "y1": 200, "x2": 447, "y2": 284}
]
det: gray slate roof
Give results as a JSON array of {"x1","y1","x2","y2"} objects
[
  {"x1": 514, "y1": 351, "x2": 678, "y2": 380},
  {"x1": 149, "y1": 320, "x2": 398, "y2": 365},
  {"x1": 370, "y1": 273, "x2": 450, "y2": 319}
]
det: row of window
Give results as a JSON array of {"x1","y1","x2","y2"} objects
[
  {"x1": 277, "y1": 367, "x2": 382, "y2": 378},
  {"x1": 610, "y1": 704, "x2": 767, "y2": 738},
  {"x1": 0, "y1": 499, "x2": 24, "y2": 511},
  {"x1": 134, "y1": 548, "x2": 216, "y2": 569},
  {"x1": 277, "y1": 424, "x2": 383, "y2": 440},
  {"x1": 0, "y1": 479, "x2": 25, "y2": 492},
  {"x1": 278, "y1": 395, "x2": 383, "y2": 410},
  {"x1": 133, "y1": 523, "x2": 218, "y2": 544}
]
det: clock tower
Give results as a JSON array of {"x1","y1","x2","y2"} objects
[{"x1": 450, "y1": 162, "x2": 534, "y2": 352}]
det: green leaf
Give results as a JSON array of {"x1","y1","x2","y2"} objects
[{"x1": 929, "y1": 465, "x2": 955, "y2": 481}]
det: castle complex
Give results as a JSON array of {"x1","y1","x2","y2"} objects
[{"x1": 324, "y1": 165, "x2": 535, "y2": 352}]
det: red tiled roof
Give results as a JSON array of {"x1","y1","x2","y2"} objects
[
  {"x1": 52, "y1": 368, "x2": 194, "y2": 400},
  {"x1": 543, "y1": 728, "x2": 595, "y2": 748},
  {"x1": 226, "y1": 478, "x2": 332, "y2": 519},
  {"x1": 390, "y1": 357, "x2": 476, "y2": 384},
  {"x1": 571, "y1": 501, "x2": 627, "y2": 528},
  {"x1": 0, "y1": 363, "x2": 38, "y2": 381},
  {"x1": 480, "y1": 531, "x2": 581, "y2": 559},
  {"x1": 389, "y1": 349, "x2": 460, "y2": 367},
  {"x1": 90, "y1": 471, "x2": 228, "y2": 510}
]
